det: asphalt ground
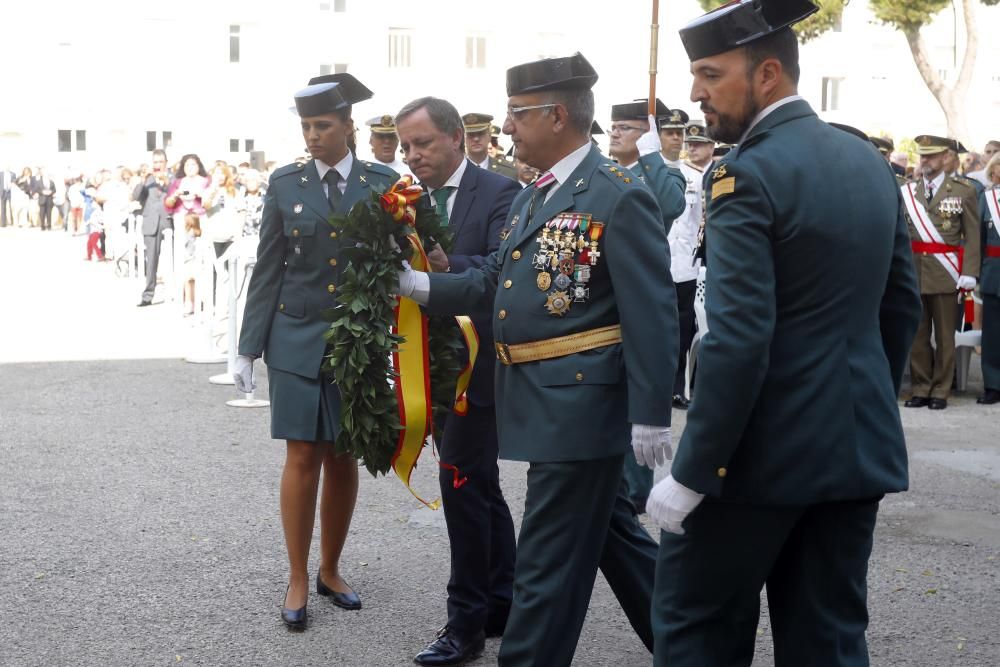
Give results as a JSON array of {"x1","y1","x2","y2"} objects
[{"x1": 1, "y1": 226, "x2": 998, "y2": 666}]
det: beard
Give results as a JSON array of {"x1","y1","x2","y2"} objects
[{"x1": 703, "y1": 91, "x2": 759, "y2": 145}]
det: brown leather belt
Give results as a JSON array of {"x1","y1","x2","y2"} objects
[{"x1": 495, "y1": 324, "x2": 622, "y2": 365}]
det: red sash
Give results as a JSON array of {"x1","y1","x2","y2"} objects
[
  {"x1": 987, "y1": 245, "x2": 1000, "y2": 258},
  {"x1": 910, "y1": 241, "x2": 965, "y2": 272}
]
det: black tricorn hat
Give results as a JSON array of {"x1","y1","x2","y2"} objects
[
  {"x1": 611, "y1": 98, "x2": 669, "y2": 121},
  {"x1": 950, "y1": 139, "x2": 969, "y2": 154},
  {"x1": 658, "y1": 108, "x2": 690, "y2": 130},
  {"x1": 306, "y1": 73, "x2": 373, "y2": 105},
  {"x1": 506, "y1": 52, "x2": 598, "y2": 96},
  {"x1": 679, "y1": 0, "x2": 818, "y2": 61},
  {"x1": 591, "y1": 120, "x2": 604, "y2": 136},
  {"x1": 294, "y1": 82, "x2": 350, "y2": 117},
  {"x1": 829, "y1": 122, "x2": 870, "y2": 144},
  {"x1": 869, "y1": 136, "x2": 894, "y2": 155},
  {"x1": 713, "y1": 143, "x2": 734, "y2": 157}
]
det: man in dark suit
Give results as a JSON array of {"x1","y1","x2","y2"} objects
[
  {"x1": 648, "y1": 3, "x2": 922, "y2": 665},
  {"x1": 134, "y1": 149, "x2": 172, "y2": 306},
  {"x1": 397, "y1": 53, "x2": 678, "y2": 666},
  {"x1": 31, "y1": 168, "x2": 56, "y2": 231},
  {"x1": 396, "y1": 96, "x2": 521, "y2": 666},
  {"x1": 0, "y1": 167, "x2": 14, "y2": 227}
]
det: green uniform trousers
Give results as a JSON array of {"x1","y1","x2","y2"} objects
[
  {"x1": 623, "y1": 453, "x2": 654, "y2": 508},
  {"x1": 910, "y1": 292, "x2": 959, "y2": 400},
  {"x1": 497, "y1": 454, "x2": 657, "y2": 666},
  {"x1": 652, "y1": 497, "x2": 880, "y2": 667}
]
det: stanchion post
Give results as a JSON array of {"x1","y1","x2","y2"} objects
[{"x1": 227, "y1": 237, "x2": 268, "y2": 408}]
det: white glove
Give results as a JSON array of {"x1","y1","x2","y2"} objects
[
  {"x1": 395, "y1": 260, "x2": 430, "y2": 304},
  {"x1": 631, "y1": 424, "x2": 672, "y2": 469},
  {"x1": 636, "y1": 114, "x2": 664, "y2": 157},
  {"x1": 647, "y1": 475, "x2": 705, "y2": 535},
  {"x1": 233, "y1": 355, "x2": 256, "y2": 393},
  {"x1": 957, "y1": 275, "x2": 977, "y2": 290}
]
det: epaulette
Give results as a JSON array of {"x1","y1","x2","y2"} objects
[
  {"x1": 271, "y1": 161, "x2": 308, "y2": 180},
  {"x1": 599, "y1": 162, "x2": 641, "y2": 190},
  {"x1": 360, "y1": 160, "x2": 397, "y2": 178}
]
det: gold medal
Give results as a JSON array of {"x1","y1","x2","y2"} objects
[
  {"x1": 544, "y1": 291, "x2": 571, "y2": 316},
  {"x1": 941, "y1": 219, "x2": 952, "y2": 231},
  {"x1": 536, "y1": 272, "x2": 552, "y2": 291}
]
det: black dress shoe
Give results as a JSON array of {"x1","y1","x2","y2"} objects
[
  {"x1": 977, "y1": 389, "x2": 1000, "y2": 405},
  {"x1": 280, "y1": 586, "x2": 307, "y2": 630},
  {"x1": 928, "y1": 398, "x2": 948, "y2": 410},
  {"x1": 317, "y1": 573, "x2": 361, "y2": 610},
  {"x1": 414, "y1": 626, "x2": 485, "y2": 666},
  {"x1": 672, "y1": 394, "x2": 691, "y2": 410},
  {"x1": 904, "y1": 396, "x2": 930, "y2": 408},
  {"x1": 136, "y1": 300, "x2": 152, "y2": 307}
]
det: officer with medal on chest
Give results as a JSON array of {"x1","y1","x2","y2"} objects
[
  {"x1": 978, "y1": 163, "x2": 1000, "y2": 404},
  {"x1": 607, "y1": 97, "x2": 687, "y2": 513},
  {"x1": 397, "y1": 52, "x2": 679, "y2": 666},
  {"x1": 233, "y1": 74, "x2": 398, "y2": 629},
  {"x1": 463, "y1": 113, "x2": 519, "y2": 181},
  {"x1": 902, "y1": 134, "x2": 981, "y2": 410},
  {"x1": 645, "y1": 1, "x2": 921, "y2": 664}
]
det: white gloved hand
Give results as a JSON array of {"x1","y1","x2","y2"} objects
[
  {"x1": 233, "y1": 355, "x2": 256, "y2": 393},
  {"x1": 647, "y1": 475, "x2": 705, "y2": 535},
  {"x1": 957, "y1": 275, "x2": 977, "y2": 290},
  {"x1": 395, "y1": 259, "x2": 418, "y2": 298},
  {"x1": 636, "y1": 114, "x2": 664, "y2": 157},
  {"x1": 631, "y1": 424, "x2": 672, "y2": 469}
]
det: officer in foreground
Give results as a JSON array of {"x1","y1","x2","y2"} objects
[
  {"x1": 647, "y1": 2, "x2": 921, "y2": 664},
  {"x1": 398, "y1": 52, "x2": 678, "y2": 667}
]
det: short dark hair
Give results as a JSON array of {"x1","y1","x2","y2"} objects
[
  {"x1": 545, "y1": 88, "x2": 594, "y2": 136},
  {"x1": 151, "y1": 149, "x2": 167, "y2": 160},
  {"x1": 744, "y1": 26, "x2": 800, "y2": 85},
  {"x1": 396, "y1": 96, "x2": 466, "y2": 151}
]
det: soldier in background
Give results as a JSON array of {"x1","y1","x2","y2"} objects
[
  {"x1": 366, "y1": 114, "x2": 410, "y2": 176},
  {"x1": 462, "y1": 112, "x2": 518, "y2": 180},
  {"x1": 658, "y1": 108, "x2": 689, "y2": 168}
]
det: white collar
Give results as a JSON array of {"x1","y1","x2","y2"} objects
[
  {"x1": 739, "y1": 94, "x2": 804, "y2": 144},
  {"x1": 429, "y1": 158, "x2": 468, "y2": 197},
  {"x1": 546, "y1": 142, "x2": 592, "y2": 190},
  {"x1": 925, "y1": 171, "x2": 945, "y2": 192},
  {"x1": 476, "y1": 155, "x2": 490, "y2": 170},
  {"x1": 315, "y1": 151, "x2": 353, "y2": 184}
]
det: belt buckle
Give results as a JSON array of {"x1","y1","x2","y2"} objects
[{"x1": 495, "y1": 342, "x2": 512, "y2": 365}]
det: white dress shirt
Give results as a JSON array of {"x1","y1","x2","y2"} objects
[
  {"x1": 314, "y1": 152, "x2": 352, "y2": 197},
  {"x1": 428, "y1": 158, "x2": 469, "y2": 219}
]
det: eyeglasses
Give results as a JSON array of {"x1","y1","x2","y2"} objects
[
  {"x1": 608, "y1": 124, "x2": 644, "y2": 134},
  {"x1": 506, "y1": 103, "x2": 557, "y2": 122}
]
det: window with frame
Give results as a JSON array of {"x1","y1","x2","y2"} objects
[
  {"x1": 230, "y1": 139, "x2": 240, "y2": 152},
  {"x1": 58, "y1": 130, "x2": 72, "y2": 152},
  {"x1": 75, "y1": 130, "x2": 86, "y2": 151},
  {"x1": 229, "y1": 24, "x2": 240, "y2": 63},
  {"x1": 821, "y1": 77, "x2": 843, "y2": 112},
  {"x1": 466, "y1": 35, "x2": 486, "y2": 69},
  {"x1": 388, "y1": 29, "x2": 412, "y2": 68}
]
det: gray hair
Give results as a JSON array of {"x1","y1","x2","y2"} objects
[
  {"x1": 396, "y1": 96, "x2": 466, "y2": 151},
  {"x1": 545, "y1": 88, "x2": 595, "y2": 136}
]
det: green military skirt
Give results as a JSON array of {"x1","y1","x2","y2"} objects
[{"x1": 266, "y1": 366, "x2": 343, "y2": 442}]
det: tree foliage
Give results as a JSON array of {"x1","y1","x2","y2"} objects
[{"x1": 872, "y1": 0, "x2": 999, "y2": 32}]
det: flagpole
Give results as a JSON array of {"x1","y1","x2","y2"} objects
[{"x1": 648, "y1": 0, "x2": 660, "y2": 116}]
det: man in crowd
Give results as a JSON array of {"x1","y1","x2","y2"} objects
[
  {"x1": 32, "y1": 167, "x2": 56, "y2": 231},
  {"x1": 395, "y1": 96, "x2": 521, "y2": 666},
  {"x1": 134, "y1": 149, "x2": 172, "y2": 307},
  {"x1": 397, "y1": 52, "x2": 678, "y2": 666},
  {"x1": 513, "y1": 156, "x2": 538, "y2": 188},
  {"x1": 668, "y1": 121, "x2": 715, "y2": 410},
  {"x1": 980, "y1": 168, "x2": 1000, "y2": 405},
  {"x1": 658, "y1": 108, "x2": 689, "y2": 167},
  {"x1": 462, "y1": 112, "x2": 518, "y2": 180},
  {"x1": 902, "y1": 135, "x2": 981, "y2": 410},
  {"x1": 0, "y1": 166, "x2": 13, "y2": 228},
  {"x1": 968, "y1": 139, "x2": 999, "y2": 187},
  {"x1": 648, "y1": 2, "x2": 921, "y2": 665},
  {"x1": 366, "y1": 114, "x2": 410, "y2": 176}
]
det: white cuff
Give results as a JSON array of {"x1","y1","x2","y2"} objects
[{"x1": 410, "y1": 270, "x2": 430, "y2": 305}]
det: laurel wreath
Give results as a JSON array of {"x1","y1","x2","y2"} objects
[{"x1": 321, "y1": 185, "x2": 464, "y2": 477}]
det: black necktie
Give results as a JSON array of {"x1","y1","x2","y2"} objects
[
  {"x1": 324, "y1": 170, "x2": 342, "y2": 211},
  {"x1": 926, "y1": 182, "x2": 934, "y2": 202}
]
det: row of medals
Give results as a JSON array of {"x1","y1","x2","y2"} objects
[
  {"x1": 936, "y1": 196, "x2": 963, "y2": 230},
  {"x1": 532, "y1": 213, "x2": 605, "y2": 316}
]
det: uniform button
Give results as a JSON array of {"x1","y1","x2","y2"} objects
[
  {"x1": 329, "y1": 258, "x2": 338, "y2": 267},
  {"x1": 575, "y1": 372, "x2": 584, "y2": 382},
  {"x1": 717, "y1": 467, "x2": 727, "y2": 478},
  {"x1": 292, "y1": 229, "x2": 300, "y2": 237},
  {"x1": 511, "y1": 250, "x2": 522, "y2": 260},
  {"x1": 279, "y1": 303, "x2": 285, "y2": 311},
  {"x1": 329, "y1": 231, "x2": 338, "y2": 239},
  {"x1": 503, "y1": 279, "x2": 512, "y2": 288},
  {"x1": 327, "y1": 284, "x2": 336, "y2": 293},
  {"x1": 498, "y1": 309, "x2": 507, "y2": 320}
]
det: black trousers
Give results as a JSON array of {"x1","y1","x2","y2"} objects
[
  {"x1": 142, "y1": 231, "x2": 164, "y2": 303},
  {"x1": 0, "y1": 192, "x2": 10, "y2": 227},
  {"x1": 673, "y1": 279, "x2": 697, "y2": 397},
  {"x1": 438, "y1": 404, "x2": 516, "y2": 636},
  {"x1": 653, "y1": 497, "x2": 881, "y2": 666},
  {"x1": 39, "y1": 200, "x2": 53, "y2": 230}
]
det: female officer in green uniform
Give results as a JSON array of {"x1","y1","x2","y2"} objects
[{"x1": 233, "y1": 75, "x2": 397, "y2": 629}]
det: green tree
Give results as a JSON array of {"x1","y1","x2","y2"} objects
[{"x1": 696, "y1": 0, "x2": 1000, "y2": 142}]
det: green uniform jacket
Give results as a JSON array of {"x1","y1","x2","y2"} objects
[
  {"x1": 982, "y1": 186, "x2": 1000, "y2": 297},
  {"x1": 239, "y1": 157, "x2": 398, "y2": 377},
  {"x1": 671, "y1": 100, "x2": 921, "y2": 503},
  {"x1": 903, "y1": 174, "x2": 981, "y2": 294},
  {"x1": 627, "y1": 153, "x2": 686, "y2": 235},
  {"x1": 425, "y1": 145, "x2": 678, "y2": 462},
  {"x1": 487, "y1": 155, "x2": 518, "y2": 181}
]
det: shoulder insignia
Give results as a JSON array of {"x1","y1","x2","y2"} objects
[
  {"x1": 272, "y1": 162, "x2": 305, "y2": 180},
  {"x1": 711, "y1": 164, "x2": 728, "y2": 180},
  {"x1": 711, "y1": 176, "x2": 736, "y2": 200}
]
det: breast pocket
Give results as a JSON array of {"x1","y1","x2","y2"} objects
[
  {"x1": 534, "y1": 346, "x2": 623, "y2": 387},
  {"x1": 283, "y1": 219, "x2": 316, "y2": 268}
]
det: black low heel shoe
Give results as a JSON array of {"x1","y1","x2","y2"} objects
[
  {"x1": 281, "y1": 586, "x2": 308, "y2": 630},
  {"x1": 317, "y1": 574, "x2": 362, "y2": 610}
]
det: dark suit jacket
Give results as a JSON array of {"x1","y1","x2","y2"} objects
[
  {"x1": 133, "y1": 174, "x2": 172, "y2": 236},
  {"x1": 671, "y1": 99, "x2": 922, "y2": 504},
  {"x1": 31, "y1": 177, "x2": 55, "y2": 204},
  {"x1": 442, "y1": 160, "x2": 521, "y2": 406}
]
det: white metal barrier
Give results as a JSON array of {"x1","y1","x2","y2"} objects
[{"x1": 224, "y1": 236, "x2": 268, "y2": 409}]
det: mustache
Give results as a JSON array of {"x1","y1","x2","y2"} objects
[{"x1": 700, "y1": 103, "x2": 716, "y2": 115}]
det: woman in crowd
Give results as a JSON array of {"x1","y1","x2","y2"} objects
[
  {"x1": 238, "y1": 168, "x2": 265, "y2": 237},
  {"x1": 202, "y1": 163, "x2": 239, "y2": 259}
]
